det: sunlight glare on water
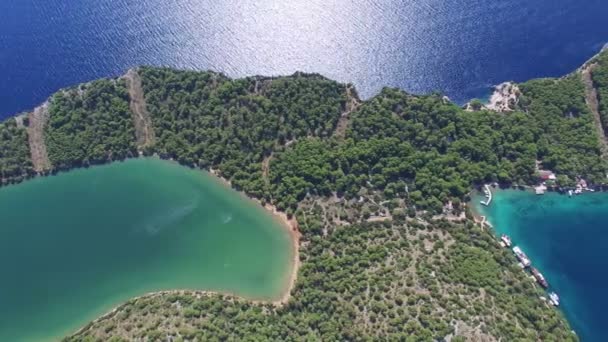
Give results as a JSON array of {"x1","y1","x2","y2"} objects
[{"x1": 1, "y1": 0, "x2": 608, "y2": 113}]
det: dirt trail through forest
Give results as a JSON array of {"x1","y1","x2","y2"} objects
[
  {"x1": 27, "y1": 101, "x2": 52, "y2": 172},
  {"x1": 581, "y1": 64, "x2": 608, "y2": 161},
  {"x1": 124, "y1": 69, "x2": 155, "y2": 150}
]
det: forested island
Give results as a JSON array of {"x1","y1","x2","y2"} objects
[{"x1": 1, "y1": 48, "x2": 608, "y2": 341}]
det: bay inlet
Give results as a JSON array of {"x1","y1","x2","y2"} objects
[
  {"x1": 0, "y1": 158, "x2": 295, "y2": 341},
  {"x1": 474, "y1": 189, "x2": 608, "y2": 342}
]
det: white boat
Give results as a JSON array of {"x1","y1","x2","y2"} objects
[
  {"x1": 480, "y1": 184, "x2": 492, "y2": 206},
  {"x1": 549, "y1": 292, "x2": 560, "y2": 306},
  {"x1": 531, "y1": 267, "x2": 548, "y2": 288},
  {"x1": 513, "y1": 246, "x2": 531, "y2": 267},
  {"x1": 501, "y1": 234, "x2": 512, "y2": 247}
]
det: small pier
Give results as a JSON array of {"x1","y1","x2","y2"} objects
[
  {"x1": 480, "y1": 184, "x2": 492, "y2": 206},
  {"x1": 535, "y1": 185, "x2": 546, "y2": 195}
]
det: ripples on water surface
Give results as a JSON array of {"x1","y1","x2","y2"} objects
[{"x1": 1, "y1": 0, "x2": 607, "y2": 116}]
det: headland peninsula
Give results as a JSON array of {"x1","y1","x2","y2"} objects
[{"x1": 1, "y1": 47, "x2": 608, "y2": 341}]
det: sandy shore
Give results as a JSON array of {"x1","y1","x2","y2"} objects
[{"x1": 263, "y1": 203, "x2": 301, "y2": 305}]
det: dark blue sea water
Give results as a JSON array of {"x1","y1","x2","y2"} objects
[
  {"x1": 476, "y1": 190, "x2": 608, "y2": 342},
  {"x1": 1, "y1": 0, "x2": 608, "y2": 118}
]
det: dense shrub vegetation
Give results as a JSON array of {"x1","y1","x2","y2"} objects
[
  {"x1": 270, "y1": 83, "x2": 606, "y2": 212},
  {"x1": 0, "y1": 118, "x2": 33, "y2": 184},
  {"x1": 517, "y1": 75, "x2": 606, "y2": 184},
  {"x1": 45, "y1": 79, "x2": 137, "y2": 169},
  {"x1": 138, "y1": 67, "x2": 347, "y2": 198},
  {"x1": 592, "y1": 51, "x2": 608, "y2": 133}
]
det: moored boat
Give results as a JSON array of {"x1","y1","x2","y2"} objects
[
  {"x1": 512, "y1": 246, "x2": 531, "y2": 267},
  {"x1": 549, "y1": 292, "x2": 560, "y2": 306},
  {"x1": 501, "y1": 234, "x2": 512, "y2": 247},
  {"x1": 531, "y1": 267, "x2": 548, "y2": 288}
]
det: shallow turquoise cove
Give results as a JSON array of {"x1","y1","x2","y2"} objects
[{"x1": 474, "y1": 189, "x2": 608, "y2": 342}]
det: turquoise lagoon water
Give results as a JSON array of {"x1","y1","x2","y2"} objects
[
  {"x1": 0, "y1": 158, "x2": 294, "y2": 341},
  {"x1": 475, "y1": 190, "x2": 608, "y2": 342}
]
